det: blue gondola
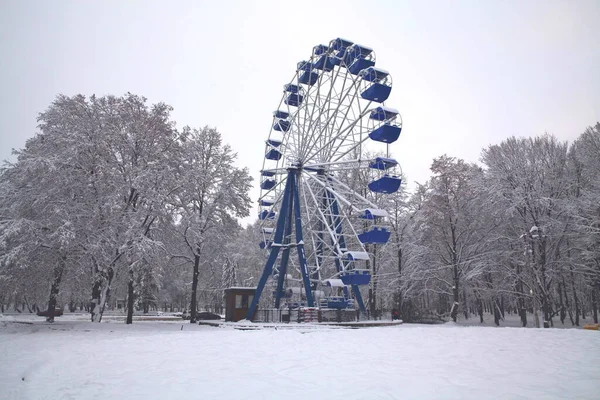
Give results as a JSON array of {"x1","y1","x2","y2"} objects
[
  {"x1": 299, "y1": 71, "x2": 319, "y2": 86},
  {"x1": 369, "y1": 157, "x2": 398, "y2": 170},
  {"x1": 347, "y1": 44, "x2": 373, "y2": 60},
  {"x1": 358, "y1": 227, "x2": 391, "y2": 244},
  {"x1": 285, "y1": 94, "x2": 304, "y2": 107},
  {"x1": 349, "y1": 58, "x2": 375, "y2": 75},
  {"x1": 265, "y1": 149, "x2": 282, "y2": 160},
  {"x1": 267, "y1": 139, "x2": 282, "y2": 147},
  {"x1": 273, "y1": 120, "x2": 291, "y2": 132},
  {"x1": 329, "y1": 54, "x2": 342, "y2": 66},
  {"x1": 313, "y1": 55, "x2": 335, "y2": 72},
  {"x1": 368, "y1": 175, "x2": 402, "y2": 194},
  {"x1": 261, "y1": 170, "x2": 276, "y2": 177},
  {"x1": 361, "y1": 83, "x2": 392, "y2": 103},
  {"x1": 259, "y1": 198, "x2": 274, "y2": 206},
  {"x1": 361, "y1": 67, "x2": 389, "y2": 83},
  {"x1": 261, "y1": 179, "x2": 276, "y2": 190},
  {"x1": 297, "y1": 61, "x2": 314, "y2": 72},
  {"x1": 313, "y1": 44, "x2": 329, "y2": 55},
  {"x1": 331, "y1": 37, "x2": 353, "y2": 51},
  {"x1": 259, "y1": 210, "x2": 276, "y2": 220},
  {"x1": 341, "y1": 51, "x2": 355, "y2": 67},
  {"x1": 284, "y1": 84, "x2": 300, "y2": 93},
  {"x1": 323, "y1": 297, "x2": 351, "y2": 309},
  {"x1": 339, "y1": 270, "x2": 371, "y2": 285},
  {"x1": 273, "y1": 110, "x2": 289, "y2": 119},
  {"x1": 369, "y1": 106, "x2": 399, "y2": 121},
  {"x1": 369, "y1": 124, "x2": 401, "y2": 143}
]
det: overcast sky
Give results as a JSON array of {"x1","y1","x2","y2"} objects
[{"x1": 1, "y1": 0, "x2": 599, "y2": 223}]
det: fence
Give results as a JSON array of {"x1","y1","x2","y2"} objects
[{"x1": 253, "y1": 308, "x2": 399, "y2": 323}]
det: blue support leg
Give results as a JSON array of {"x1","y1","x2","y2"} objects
[
  {"x1": 274, "y1": 191, "x2": 294, "y2": 309},
  {"x1": 352, "y1": 285, "x2": 366, "y2": 311},
  {"x1": 292, "y1": 171, "x2": 314, "y2": 307},
  {"x1": 246, "y1": 174, "x2": 294, "y2": 320}
]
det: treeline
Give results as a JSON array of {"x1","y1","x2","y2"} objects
[
  {"x1": 363, "y1": 125, "x2": 600, "y2": 327},
  {"x1": 0, "y1": 94, "x2": 252, "y2": 323},
  {"x1": 1, "y1": 93, "x2": 598, "y2": 328}
]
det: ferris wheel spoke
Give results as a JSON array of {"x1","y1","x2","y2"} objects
[
  {"x1": 309, "y1": 74, "x2": 363, "y2": 162},
  {"x1": 295, "y1": 54, "x2": 344, "y2": 161},
  {"x1": 299, "y1": 66, "x2": 351, "y2": 161},
  {"x1": 298, "y1": 68, "x2": 338, "y2": 158},
  {"x1": 302, "y1": 172, "x2": 347, "y2": 257},
  {"x1": 302, "y1": 106, "x2": 373, "y2": 165},
  {"x1": 322, "y1": 95, "x2": 369, "y2": 162}
]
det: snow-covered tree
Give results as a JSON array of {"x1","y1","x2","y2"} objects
[{"x1": 169, "y1": 127, "x2": 252, "y2": 322}]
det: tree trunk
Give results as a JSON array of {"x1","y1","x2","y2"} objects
[
  {"x1": 126, "y1": 268, "x2": 135, "y2": 324},
  {"x1": 190, "y1": 253, "x2": 200, "y2": 324},
  {"x1": 592, "y1": 288, "x2": 598, "y2": 324},
  {"x1": 23, "y1": 295, "x2": 33, "y2": 313},
  {"x1": 46, "y1": 255, "x2": 66, "y2": 323},
  {"x1": 97, "y1": 266, "x2": 114, "y2": 323},
  {"x1": 369, "y1": 245, "x2": 378, "y2": 319},
  {"x1": 537, "y1": 238, "x2": 550, "y2": 328},
  {"x1": 396, "y1": 247, "x2": 403, "y2": 314},
  {"x1": 517, "y1": 275, "x2": 527, "y2": 327},
  {"x1": 463, "y1": 289, "x2": 468, "y2": 319},
  {"x1": 91, "y1": 253, "x2": 117, "y2": 322},
  {"x1": 476, "y1": 294, "x2": 484, "y2": 323},
  {"x1": 90, "y1": 277, "x2": 102, "y2": 321},
  {"x1": 493, "y1": 300, "x2": 501, "y2": 326},
  {"x1": 561, "y1": 274, "x2": 575, "y2": 325},
  {"x1": 558, "y1": 281, "x2": 566, "y2": 324},
  {"x1": 450, "y1": 265, "x2": 459, "y2": 322},
  {"x1": 570, "y1": 265, "x2": 580, "y2": 326}
]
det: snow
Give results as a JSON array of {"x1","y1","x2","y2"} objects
[
  {"x1": 362, "y1": 208, "x2": 389, "y2": 218},
  {"x1": 323, "y1": 278, "x2": 345, "y2": 287},
  {"x1": 343, "y1": 251, "x2": 370, "y2": 260},
  {"x1": 1, "y1": 315, "x2": 599, "y2": 400},
  {"x1": 380, "y1": 106, "x2": 400, "y2": 114},
  {"x1": 226, "y1": 286, "x2": 258, "y2": 290}
]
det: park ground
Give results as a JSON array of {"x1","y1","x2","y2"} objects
[{"x1": 1, "y1": 313, "x2": 599, "y2": 400}]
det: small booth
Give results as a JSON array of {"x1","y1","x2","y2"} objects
[{"x1": 224, "y1": 287, "x2": 257, "y2": 322}]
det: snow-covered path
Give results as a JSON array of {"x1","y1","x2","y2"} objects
[{"x1": 1, "y1": 320, "x2": 599, "y2": 400}]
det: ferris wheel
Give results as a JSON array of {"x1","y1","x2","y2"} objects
[{"x1": 248, "y1": 38, "x2": 403, "y2": 319}]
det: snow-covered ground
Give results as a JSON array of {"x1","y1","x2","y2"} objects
[{"x1": 1, "y1": 315, "x2": 599, "y2": 400}]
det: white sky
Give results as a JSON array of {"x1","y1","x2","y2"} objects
[{"x1": 1, "y1": 0, "x2": 599, "y2": 224}]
